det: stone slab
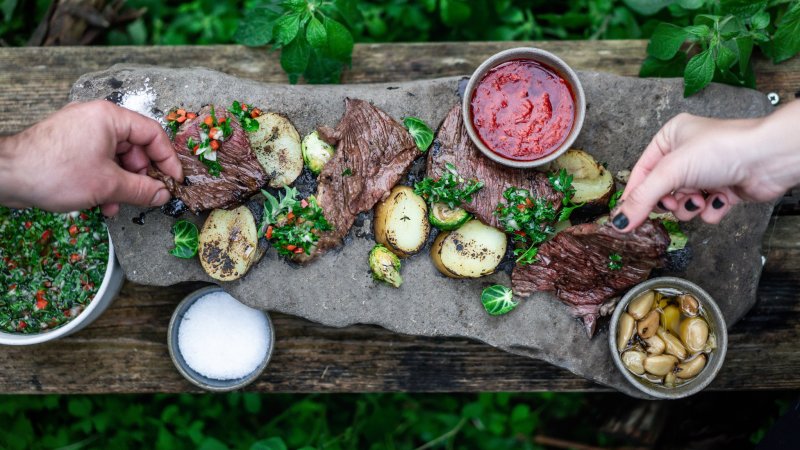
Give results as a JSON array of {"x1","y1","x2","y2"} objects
[{"x1": 70, "y1": 65, "x2": 773, "y2": 397}]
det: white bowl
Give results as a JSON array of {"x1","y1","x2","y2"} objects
[{"x1": 0, "y1": 229, "x2": 124, "y2": 345}]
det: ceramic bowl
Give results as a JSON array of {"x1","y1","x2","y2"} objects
[
  {"x1": 0, "y1": 229, "x2": 124, "y2": 345},
  {"x1": 608, "y1": 277, "x2": 728, "y2": 399},
  {"x1": 167, "y1": 285, "x2": 274, "y2": 392},
  {"x1": 462, "y1": 47, "x2": 586, "y2": 169}
]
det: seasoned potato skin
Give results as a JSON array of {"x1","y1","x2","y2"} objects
[
  {"x1": 374, "y1": 186, "x2": 430, "y2": 258},
  {"x1": 198, "y1": 206, "x2": 259, "y2": 281}
]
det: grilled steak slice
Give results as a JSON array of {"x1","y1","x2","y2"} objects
[
  {"x1": 426, "y1": 105, "x2": 563, "y2": 228},
  {"x1": 149, "y1": 106, "x2": 268, "y2": 214},
  {"x1": 512, "y1": 220, "x2": 670, "y2": 337},
  {"x1": 312, "y1": 98, "x2": 419, "y2": 255}
]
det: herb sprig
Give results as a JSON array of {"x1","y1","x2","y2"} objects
[
  {"x1": 259, "y1": 187, "x2": 333, "y2": 257},
  {"x1": 413, "y1": 163, "x2": 484, "y2": 209},
  {"x1": 608, "y1": 253, "x2": 623, "y2": 271},
  {"x1": 548, "y1": 168, "x2": 584, "y2": 222},
  {"x1": 228, "y1": 101, "x2": 262, "y2": 132}
]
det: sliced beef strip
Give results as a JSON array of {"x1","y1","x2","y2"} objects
[
  {"x1": 512, "y1": 219, "x2": 670, "y2": 337},
  {"x1": 311, "y1": 98, "x2": 419, "y2": 255},
  {"x1": 426, "y1": 105, "x2": 563, "y2": 228},
  {"x1": 148, "y1": 106, "x2": 268, "y2": 214}
]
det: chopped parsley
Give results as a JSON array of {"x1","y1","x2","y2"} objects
[
  {"x1": 342, "y1": 168, "x2": 353, "y2": 177},
  {"x1": 259, "y1": 187, "x2": 333, "y2": 257},
  {"x1": 608, "y1": 253, "x2": 623, "y2": 271},
  {"x1": 413, "y1": 163, "x2": 484, "y2": 209},
  {"x1": 228, "y1": 100, "x2": 262, "y2": 133},
  {"x1": 0, "y1": 208, "x2": 108, "y2": 333},
  {"x1": 608, "y1": 190, "x2": 623, "y2": 210},
  {"x1": 548, "y1": 168, "x2": 584, "y2": 222}
]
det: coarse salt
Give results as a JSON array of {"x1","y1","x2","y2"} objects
[
  {"x1": 119, "y1": 79, "x2": 160, "y2": 122},
  {"x1": 178, "y1": 291, "x2": 271, "y2": 380}
]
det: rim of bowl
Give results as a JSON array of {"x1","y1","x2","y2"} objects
[
  {"x1": 0, "y1": 226, "x2": 118, "y2": 345},
  {"x1": 608, "y1": 277, "x2": 728, "y2": 400},
  {"x1": 462, "y1": 47, "x2": 586, "y2": 169},
  {"x1": 167, "y1": 285, "x2": 275, "y2": 392}
]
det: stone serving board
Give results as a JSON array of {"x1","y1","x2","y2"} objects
[{"x1": 71, "y1": 65, "x2": 773, "y2": 398}]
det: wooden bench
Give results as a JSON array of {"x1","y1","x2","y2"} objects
[{"x1": 0, "y1": 41, "x2": 798, "y2": 393}]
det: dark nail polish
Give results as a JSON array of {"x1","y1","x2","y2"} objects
[
  {"x1": 712, "y1": 197, "x2": 725, "y2": 209},
  {"x1": 656, "y1": 201, "x2": 666, "y2": 211},
  {"x1": 685, "y1": 199, "x2": 699, "y2": 212},
  {"x1": 611, "y1": 213, "x2": 629, "y2": 230}
]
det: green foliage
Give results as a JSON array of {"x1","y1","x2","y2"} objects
[
  {"x1": 0, "y1": 393, "x2": 596, "y2": 449},
  {"x1": 638, "y1": 0, "x2": 800, "y2": 96}
]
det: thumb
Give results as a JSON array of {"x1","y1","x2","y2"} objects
[
  {"x1": 108, "y1": 167, "x2": 172, "y2": 208},
  {"x1": 613, "y1": 154, "x2": 683, "y2": 232}
]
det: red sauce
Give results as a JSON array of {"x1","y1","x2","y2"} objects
[{"x1": 470, "y1": 59, "x2": 575, "y2": 161}]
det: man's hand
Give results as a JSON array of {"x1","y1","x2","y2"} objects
[{"x1": 0, "y1": 100, "x2": 182, "y2": 216}]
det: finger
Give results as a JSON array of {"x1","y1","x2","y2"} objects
[
  {"x1": 108, "y1": 166, "x2": 172, "y2": 207},
  {"x1": 105, "y1": 101, "x2": 184, "y2": 182},
  {"x1": 623, "y1": 114, "x2": 686, "y2": 199},
  {"x1": 699, "y1": 189, "x2": 740, "y2": 224},
  {"x1": 612, "y1": 153, "x2": 685, "y2": 232},
  {"x1": 118, "y1": 145, "x2": 152, "y2": 174},
  {"x1": 658, "y1": 194, "x2": 679, "y2": 212},
  {"x1": 673, "y1": 192, "x2": 706, "y2": 221},
  {"x1": 101, "y1": 203, "x2": 120, "y2": 217}
]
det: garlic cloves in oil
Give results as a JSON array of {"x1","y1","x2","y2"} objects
[
  {"x1": 617, "y1": 313, "x2": 635, "y2": 352},
  {"x1": 637, "y1": 310, "x2": 659, "y2": 339}
]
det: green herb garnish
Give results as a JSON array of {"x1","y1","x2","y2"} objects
[
  {"x1": 413, "y1": 163, "x2": 484, "y2": 209},
  {"x1": 608, "y1": 253, "x2": 623, "y2": 271},
  {"x1": 342, "y1": 168, "x2": 353, "y2": 177},
  {"x1": 228, "y1": 100, "x2": 261, "y2": 133},
  {"x1": 169, "y1": 220, "x2": 199, "y2": 259},
  {"x1": 403, "y1": 117, "x2": 434, "y2": 152},
  {"x1": 481, "y1": 285, "x2": 518, "y2": 316},
  {"x1": 259, "y1": 187, "x2": 333, "y2": 257},
  {"x1": 548, "y1": 168, "x2": 584, "y2": 222},
  {"x1": 495, "y1": 187, "x2": 557, "y2": 265},
  {"x1": 662, "y1": 220, "x2": 688, "y2": 252},
  {"x1": 608, "y1": 190, "x2": 623, "y2": 210}
]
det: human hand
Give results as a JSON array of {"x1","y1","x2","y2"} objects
[
  {"x1": 611, "y1": 101, "x2": 800, "y2": 232},
  {"x1": 0, "y1": 100, "x2": 183, "y2": 216}
]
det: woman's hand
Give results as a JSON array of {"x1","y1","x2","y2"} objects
[
  {"x1": 0, "y1": 100, "x2": 183, "y2": 216},
  {"x1": 611, "y1": 101, "x2": 800, "y2": 231}
]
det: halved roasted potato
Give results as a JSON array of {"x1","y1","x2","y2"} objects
[
  {"x1": 247, "y1": 113, "x2": 303, "y2": 188},
  {"x1": 374, "y1": 186, "x2": 430, "y2": 257},
  {"x1": 550, "y1": 149, "x2": 614, "y2": 206},
  {"x1": 198, "y1": 206, "x2": 259, "y2": 281},
  {"x1": 430, "y1": 219, "x2": 507, "y2": 278}
]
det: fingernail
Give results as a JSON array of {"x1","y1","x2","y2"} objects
[
  {"x1": 712, "y1": 197, "x2": 725, "y2": 209},
  {"x1": 656, "y1": 201, "x2": 666, "y2": 211},
  {"x1": 611, "y1": 213, "x2": 629, "y2": 230},
  {"x1": 685, "y1": 199, "x2": 699, "y2": 212},
  {"x1": 150, "y1": 189, "x2": 170, "y2": 206}
]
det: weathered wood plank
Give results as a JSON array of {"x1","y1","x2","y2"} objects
[
  {"x1": 0, "y1": 42, "x2": 797, "y2": 393},
  {"x1": 0, "y1": 214, "x2": 796, "y2": 394}
]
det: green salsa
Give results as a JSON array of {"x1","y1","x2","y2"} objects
[{"x1": 0, "y1": 207, "x2": 108, "y2": 333}]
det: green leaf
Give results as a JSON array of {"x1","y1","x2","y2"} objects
[
  {"x1": 1, "y1": 0, "x2": 17, "y2": 22},
  {"x1": 235, "y1": 7, "x2": 280, "y2": 46},
  {"x1": 403, "y1": 117, "x2": 434, "y2": 152},
  {"x1": 169, "y1": 220, "x2": 199, "y2": 259},
  {"x1": 735, "y1": 36, "x2": 753, "y2": 75},
  {"x1": 647, "y1": 23, "x2": 690, "y2": 60},
  {"x1": 282, "y1": 0, "x2": 307, "y2": 14},
  {"x1": 481, "y1": 285, "x2": 518, "y2": 316},
  {"x1": 199, "y1": 437, "x2": 229, "y2": 450},
  {"x1": 281, "y1": 33, "x2": 311, "y2": 84},
  {"x1": 306, "y1": 17, "x2": 327, "y2": 49},
  {"x1": 684, "y1": 24, "x2": 710, "y2": 40},
  {"x1": 304, "y1": 49, "x2": 344, "y2": 83},
  {"x1": 640, "y1": 53, "x2": 687, "y2": 78},
  {"x1": 332, "y1": 0, "x2": 360, "y2": 28},
  {"x1": 716, "y1": 43, "x2": 738, "y2": 71},
  {"x1": 324, "y1": 18, "x2": 354, "y2": 63},
  {"x1": 771, "y1": 2, "x2": 800, "y2": 63},
  {"x1": 67, "y1": 398, "x2": 92, "y2": 418},
  {"x1": 677, "y1": 0, "x2": 704, "y2": 9},
  {"x1": 720, "y1": 0, "x2": 767, "y2": 17},
  {"x1": 273, "y1": 13, "x2": 301, "y2": 47},
  {"x1": 608, "y1": 190, "x2": 623, "y2": 210},
  {"x1": 440, "y1": 0, "x2": 471, "y2": 26},
  {"x1": 623, "y1": 0, "x2": 674, "y2": 16},
  {"x1": 250, "y1": 437, "x2": 288, "y2": 450},
  {"x1": 683, "y1": 49, "x2": 715, "y2": 97},
  {"x1": 750, "y1": 10, "x2": 770, "y2": 30}
]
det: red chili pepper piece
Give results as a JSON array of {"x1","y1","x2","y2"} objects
[
  {"x1": 286, "y1": 212, "x2": 295, "y2": 222},
  {"x1": 69, "y1": 238, "x2": 77, "y2": 246},
  {"x1": 79, "y1": 213, "x2": 89, "y2": 220},
  {"x1": 24, "y1": 221, "x2": 32, "y2": 229},
  {"x1": 69, "y1": 225, "x2": 78, "y2": 236},
  {"x1": 35, "y1": 291, "x2": 48, "y2": 310},
  {"x1": 210, "y1": 140, "x2": 220, "y2": 151},
  {"x1": 300, "y1": 199, "x2": 309, "y2": 208},
  {"x1": 266, "y1": 225, "x2": 273, "y2": 240},
  {"x1": 293, "y1": 246, "x2": 304, "y2": 254},
  {"x1": 17, "y1": 321, "x2": 27, "y2": 331},
  {"x1": 39, "y1": 230, "x2": 52, "y2": 244},
  {"x1": 204, "y1": 116, "x2": 214, "y2": 127},
  {"x1": 285, "y1": 244, "x2": 297, "y2": 251},
  {"x1": 69, "y1": 254, "x2": 81, "y2": 263},
  {"x1": 186, "y1": 112, "x2": 197, "y2": 119}
]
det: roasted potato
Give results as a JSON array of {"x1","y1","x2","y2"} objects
[
  {"x1": 550, "y1": 149, "x2": 614, "y2": 206},
  {"x1": 248, "y1": 113, "x2": 303, "y2": 188},
  {"x1": 374, "y1": 186, "x2": 430, "y2": 257},
  {"x1": 430, "y1": 219, "x2": 507, "y2": 278},
  {"x1": 198, "y1": 206, "x2": 259, "y2": 281}
]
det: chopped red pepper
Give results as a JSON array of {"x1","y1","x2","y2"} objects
[
  {"x1": 525, "y1": 198, "x2": 534, "y2": 207},
  {"x1": 39, "y1": 229, "x2": 52, "y2": 244},
  {"x1": 293, "y1": 246, "x2": 304, "y2": 254},
  {"x1": 35, "y1": 290, "x2": 48, "y2": 310},
  {"x1": 285, "y1": 244, "x2": 297, "y2": 251},
  {"x1": 8, "y1": 284, "x2": 16, "y2": 291},
  {"x1": 17, "y1": 321, "x2": 27, "y2": 331},
  {"x1": 176, "y1": 116, "x2": 187, "y2": 124},
  {"x1": 218, "y1": 117, "x2": 226, "y2": 123},
  {"x1": 286, "y1": 212, "x2": 295, "y2": 222},
  {"x1": 24, "y1": 221, "x2": 32, "y2": 229},
  {"x1": 514, "y1": 230, "x2": 527, "y2": 237},
  {"x1": 177, "y1": 109, "x2": 186, "y2": 115},
  {"x1": 204, "y1": 116, "x2": 214, "y2": 126},
  {"x1": 300, "y1": 199, "x2": 309, "y2": 208},
  {"x1": 186, "y1": 112, "x2": 197, "y2": 119},
  {"x1": 250, "y1": 108, "x2": 262, "y2": 118},
  {"x1": 69, "y1": 253, "x2": 81, "y2": 263},
  {"x1": 266, "y1": 225, "x2": 273, "y2": 240},
  {"x1": 79, "y1": 213, "x2": 89, "y2": 220},
  {"x1": 516, "y1": 204, "x2": 526, "y2": 211},
  {"x1": 69, "y1": 238, "x2": 77, "y2": 246},
  {"x1": 166, "y1": 112, "x2": 178, "y2": 122},
  {"x1": 69, "y1": 225, "x2": 79, "y2": 236},
  {"x1": 241, "y1": 103, "x2": 248, "y2": 111},
  {"x1": 210, "y1": 140, "x2": 220, "y2": 151}
]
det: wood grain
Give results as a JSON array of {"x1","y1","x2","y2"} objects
[{"x1": 0, "y1": 42, "x2": 797, "y2": 393}]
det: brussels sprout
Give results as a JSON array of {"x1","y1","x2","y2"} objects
[
  {"x1": 369, "y1": 244, "x2": 403, "y2": 288},
  {"x1": 302, "y1": 130, "x2": 335, "y2": 174}
]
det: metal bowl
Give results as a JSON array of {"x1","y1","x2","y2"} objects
[
  {"x1": 608, "y1": 277, "x2": 728, "y2": 399},
  {"x1": 0, "y1": 229, "x2": 124, "y2": 345},
  {"x1": 462, "y1": 47, "x2": 586, "y2": 169},
  {"x1": 167, "y1": 285, "x2": 274, "y2": 392}
]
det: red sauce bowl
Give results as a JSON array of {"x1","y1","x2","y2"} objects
[{"x1": 462, "y1": 48, "x2": 586, "y2": 168}]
